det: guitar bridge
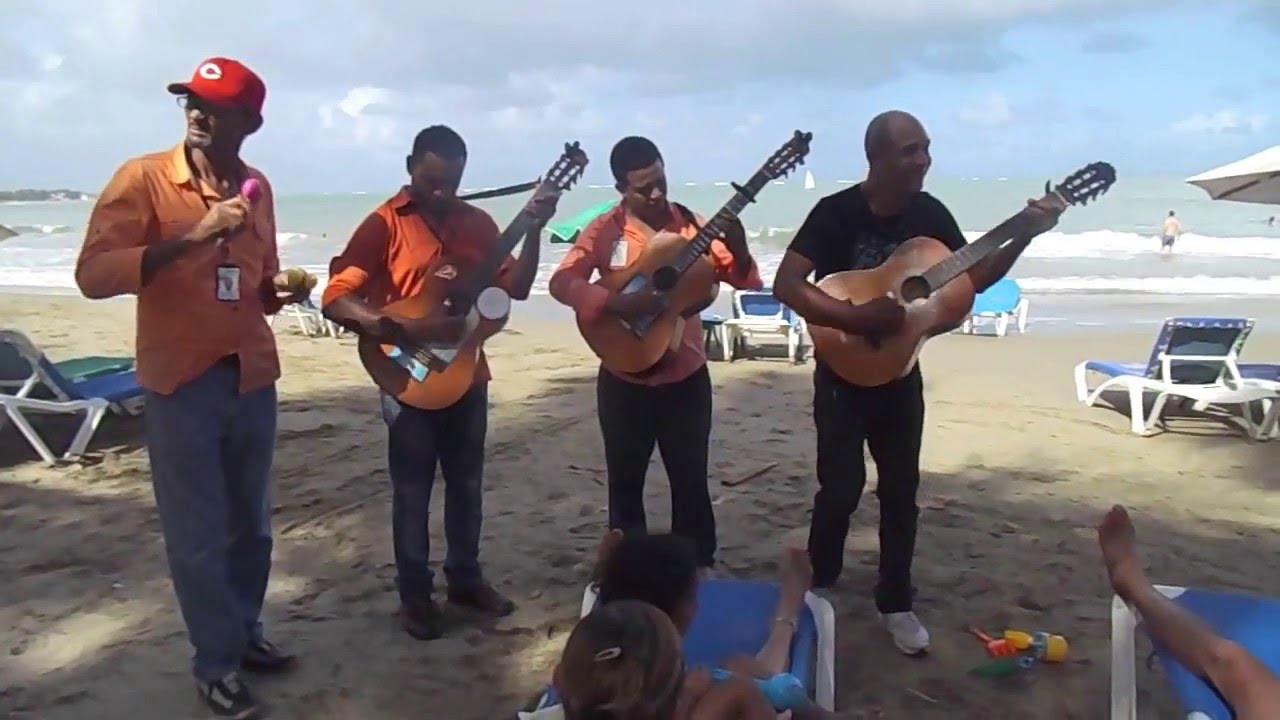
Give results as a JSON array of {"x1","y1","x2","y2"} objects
[
  {"x1": 384, "y1": 343, "x2": 459, "y2": 383},
  {"x1": 623, "y1": 313, "x2": 656, "y2": 336}
]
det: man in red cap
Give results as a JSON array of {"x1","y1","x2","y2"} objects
[{"x1": 76, "y1": 57, "x2": 305, "y2": 719}]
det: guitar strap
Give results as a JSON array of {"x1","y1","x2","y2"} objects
[{"x1": 671, "y1": 201, "x2": 700, "y2": 231}]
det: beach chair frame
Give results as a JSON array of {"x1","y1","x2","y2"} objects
[
  {"x1": 0, "y1": 329, "x2": 144, "y2": 464},
  {"x1": 1073, "y1": 318, "x2": 1274, "y2": 437},
  {"x1": 1110, "y1": 584, "x2": 1186, "y2": 719},
  {"x1": 269, "y1": 300, "x2": 344, "y2": 338},
  {"x1": 960, "y1": 278, "x2": 1030, "y2": 337},
  {"x1": 1, "y1": 394, "x2": 111, "y2": 464},
  {"x1": 723, "y1": 288, "x2": 808, "y2": 364},
  {"x1": 579, "y1": 583, "x2": 837, "y2": 710}
]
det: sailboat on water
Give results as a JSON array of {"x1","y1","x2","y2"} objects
[{"x1": 803, "y1": 169, "x2": 816, "y2": 190}]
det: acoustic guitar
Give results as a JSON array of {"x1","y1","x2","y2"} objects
[
  {"x1": 358, "y1": 142, "x2": 589, "y2": 409},
  {"x1": 578, "y1": 130, "x2": 813, "y2": 375},
  {"x1": 809, "y1": 162, "x2": 1116, "y2": 387}
]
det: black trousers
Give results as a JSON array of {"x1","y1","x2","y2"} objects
[
  {"x1": 808, "y1": 361, "x2": 925, "y2": 613},
  {"x1": 596, "y1": 365, "x2": 716, "y2": 567}
]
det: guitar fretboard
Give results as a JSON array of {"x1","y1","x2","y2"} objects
[
  {"x1": 920, "y1": 191, "x2": 1062, "y2": 290},
  {"x1": 670, "y1": 173, "x2": 768, "y2": 274}
]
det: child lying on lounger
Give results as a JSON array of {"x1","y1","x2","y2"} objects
[
  {"x1": 589, "y1": 531, "x2": 843, "y2": 720},
  {"x1": 532, "y1": 599, "x2": 779, "y2": 720},
  {"x1": 1099, "y1": 505, "x2": 1280, "y2": 720},
  {"x1": 591, "y1": 530, "x2": 813, "y2": 684}
]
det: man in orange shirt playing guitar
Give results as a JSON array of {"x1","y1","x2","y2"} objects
[
  {"x1": 549, "y1": 136, "x2": 762, "y2": 570},
  {"x1": 323, "y1": 126, "x2": 555, "y2": 641}
]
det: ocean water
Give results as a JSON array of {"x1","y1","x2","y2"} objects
[{"x1": 2, "y1": 175, "x2": 1278, "y2": 328}]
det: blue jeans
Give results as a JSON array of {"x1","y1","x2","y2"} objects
[
  {"x1": 144, "y1": 359, "x2": 277, "y2": 683},
  {"x1": 380, "y1": 383, "x2": 487, "y2": 602}
]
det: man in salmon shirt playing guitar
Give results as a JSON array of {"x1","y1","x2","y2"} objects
[
  {"x1": 322, "y1": 125, "x2": 555, "y2": 641},
  {"x1": 549, "y1": 136, "x2": 762, "y2": 571}
]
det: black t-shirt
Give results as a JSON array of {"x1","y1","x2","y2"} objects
[{"x1": 788, "y1": 184, "x2": 968, "y2": 280}]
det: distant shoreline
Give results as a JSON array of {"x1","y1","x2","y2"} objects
[{"x1": 0, "y1": 189, "x2": 93, "y2": 203}]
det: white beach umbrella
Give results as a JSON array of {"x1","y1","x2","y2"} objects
[{"x1": 1185, "y1": 145, "x2": 1280, "y2": 205}]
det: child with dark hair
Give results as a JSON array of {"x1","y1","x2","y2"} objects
[
  {"x1": 593, "y1": 531, "x2": 814, "y2": 684},
  {"x1": 525, "y1": 600, "x2": 775, "y2": 720}
]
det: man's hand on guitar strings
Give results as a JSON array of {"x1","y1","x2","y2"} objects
[
  {"x1": 395, "y1": 314, "x2": 468, "y2": 346},
  {"x1": 844, "y1": 295, "x2": 905, "y2": 340}
]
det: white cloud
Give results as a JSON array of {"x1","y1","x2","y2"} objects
[
  {"x1": 0, "y1": 0, "x2": 1273, "y2": 188},
  {"x1": 956, "y1": 91, "x2": 1015, "y2": 127},
  {"x1": 1169, "y1": 109, "x2": 1269, "y2": 136}
]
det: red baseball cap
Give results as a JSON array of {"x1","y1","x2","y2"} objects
[{"x1": 167, "y1": 57, "x2": 266, "y2": 116}]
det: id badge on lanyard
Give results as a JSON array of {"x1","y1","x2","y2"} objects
[{"x1": 204, "y1": 184, "x2": 243, "y2": 303}]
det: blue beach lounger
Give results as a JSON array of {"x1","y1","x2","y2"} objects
[
  {"x1": 526, "y1": 578, "x2": 836, "y2": 715},
  {"x1": 1111, "y1": 585, "x2": 1280, "y2": 719}
]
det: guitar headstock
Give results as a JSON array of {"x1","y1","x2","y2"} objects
[
  {"x1": 541, "y1": 141, "x2": 589, "y2": 194},
  {"x1": 1048, "y1": 162, "x2": 1116, "y2": 206},
  {"x1": 761, "y1": 130, "x2": 814, "y2": 181}
]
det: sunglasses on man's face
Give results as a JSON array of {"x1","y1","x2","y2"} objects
[{"x1": 176, "y1": 94, "x2": 238, "y2": 116}]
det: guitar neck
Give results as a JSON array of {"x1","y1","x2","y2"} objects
[
  {"x1": 670, "y1": 172, "x2": 767, "y2": 274},
  {"x1": 465, "y1": 195, "x2": 545, "y2": 296},
  {"x1": 921, "y1": 190, "x2": 1061, "y2": 289}
]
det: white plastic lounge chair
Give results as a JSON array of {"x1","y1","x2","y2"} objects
[
  {"x1": 1111, "y1": 585, "x2": 1280, "y2": 719},
  {"x1": 1073, "y1": 317, "x2": 1275, "y2": 437},
  {"x1": 700, "y1": 312, "x2": 732, "y2": 361},
  {"x1": 960, "y1": 277, "x2": 1029, "y2": 337},
  {"x1": 1237, "y1": 362, "x2": 1280, "y2": 440},
  {"x1": 0, "y1": 329, "x2": 144, "y2": 464},
  {"x1": 269, "y1": 299, "x2": 344, "y2": 338},
  {"x1": 724, "y1": 288, "x2": 808, "y2": 363}
]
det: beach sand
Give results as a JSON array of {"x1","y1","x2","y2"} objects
[{"x1": 3, "y1": 294, "x2": 1280, "y2": 719}]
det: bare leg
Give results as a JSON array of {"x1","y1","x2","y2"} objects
[
  {"x1": 755, "y1": 547, "x2": 813, "y2": 676},
  {"x1": 1100, "y1": 505, "x2": 1280, "y2": 719}
]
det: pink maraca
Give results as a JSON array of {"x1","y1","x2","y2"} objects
[{"x1": 240, "y1": 178, "x2": 261, "y2": 201}]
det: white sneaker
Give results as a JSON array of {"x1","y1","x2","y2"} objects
[{"x1": 882, "y1": 611, "x2": 930, "y2": 655}]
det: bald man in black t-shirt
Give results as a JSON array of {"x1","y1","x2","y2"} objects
[{"x1": 775, "y1": 110, "x2": 1061, "y2": 655}]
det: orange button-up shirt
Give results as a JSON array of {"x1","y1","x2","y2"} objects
[
  {"x1": 75, "y1": 144, "x2": 284, "y2": 396},
  {"x1": 549, "y1": 204, "x2": 763, "y2": 386},
  {"x1": 321, "y1": 188, "x2": 512, "y2": 385}
]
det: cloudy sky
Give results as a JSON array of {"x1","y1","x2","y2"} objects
[{"x1": 1, "y1": 1, "x2": 1276, "y2": 193}]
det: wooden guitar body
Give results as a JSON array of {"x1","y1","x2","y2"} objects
[
  {"x1": 808, "y1": 161, "x2": 1118, "y2": 388},
  {"x1": 358, "y1": 253, "x2": 510, "y2": 410},
  {"x1": 577, "y1": 231, "x2": 720, "y2": 375},
  {"x1": 809, "y1": 236, "x2": 976, "y2": 387}
]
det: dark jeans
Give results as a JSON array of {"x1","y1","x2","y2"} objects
[
  {"x1": 808, "y1": 361, "x2": 924, "y2": 613},
  {"x1": 144, "y1": 359, "x2": 277, "y2": 683},
  {"x1": 381, "y1": 383, "x2": 487, "y2": 602},
  {"x1": 596, "y1": 365, "x2": 716, "y2": 567}
]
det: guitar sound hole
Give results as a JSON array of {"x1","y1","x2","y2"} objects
[
  {"x1": 651, "y1": 266, "x2": 678, "y2": 292},
  {"x1": 899, "y1": 275, "x2": 931, "y2": 303}
]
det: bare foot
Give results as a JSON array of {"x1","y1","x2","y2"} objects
[
  {"x1": 1097, "y1": 505, "x2": 1147, "y2": 600},
  {"x1": 591, "y1": 529, "x2": 625, "y2": 584},
  {"x1": 777, "y1": 546, "x2": 814, "y2": 619}
]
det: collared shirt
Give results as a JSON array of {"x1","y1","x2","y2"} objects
[
  {"x1": 321, "y1": 188, "x2": 512, "y2": 385},
  {"x1": 549, "y1": 203, "x2": 763, "y2": 386},
  {"x1": 75, "y1": 144, "x2": 283, "y2": 395}
]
